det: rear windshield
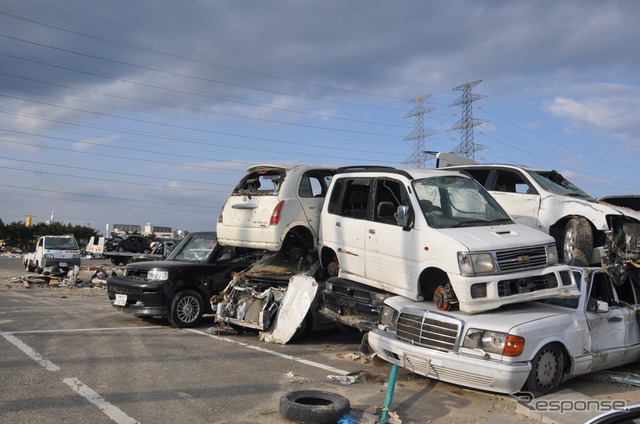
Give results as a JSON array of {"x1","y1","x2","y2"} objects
[
  {"x1": 233, "y1": 169, "x2": 285, "y2": 196},
  {"x1": 44, "y1": 237, "x2": 79, "y2": 250}
]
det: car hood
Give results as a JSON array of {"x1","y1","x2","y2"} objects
[
  {"x1": 386, "y1": 296, "x2": 569, "y2": 332},
  {"x1": 438, "y1": 223, "x2": 554, "y2": 252},
  {"x1": 125, "y1": 260, "x2": 206, "y2": 271}
]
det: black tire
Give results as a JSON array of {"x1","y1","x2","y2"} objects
[
  {"x1": 35, "y1": 261, "x2": 43, "y2": 274},
  {"x1": 279, "y1": 390, "x2": 350, "y2": 424},
  {"x1": 168, "y1": 289, "x2": 204, "y2": 328},
  {"x1": 524, "y1": 344, "x2": 564, "y2": 397},
  {"x1": 561, "y1": 218, "x2": 593, "y2": 266}
]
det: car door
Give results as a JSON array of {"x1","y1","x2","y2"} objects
[
  {"x1": 323, "y1": 177, "x2": 371, "y2": 277},
  {"x1": 365, "y1": 178, "x2": 414, "y2": 290},
  {"x1": 485, "y1": 168, "x2": 542, "y2": 229},
  {"x1": 584, "y1": 271, "x2": 630, "y2": 370}
]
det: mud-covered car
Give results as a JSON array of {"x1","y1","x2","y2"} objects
[
  {"x1": 106, "y1": 232, "x2": 261, "y2": 327},
  {"x1": 212, "y1": 251, "x2": 335, "y2": 343},
  {"x1": 369, "y1": 267, "x2": 640, "y2": 396},
  {"x1": 441, "y1": 160, "x2": 640, "y2": 283},
  {"x1": 104, "y1": 234, "x2": 151, "y2": 253}
]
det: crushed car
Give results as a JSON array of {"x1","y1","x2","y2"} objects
[
  {"x1": 439, "y1": 154, "x2": 640, "y2": 285},
  {"x1": 216, "y1": 164, "x2": 335, "y2": 257},
  {"x1": 368, "y1": 267, "x2": 640, "y2": 396},
  {"x1": 212, "y1": 251, "x2": 335, "y2": 344},
  {"x1": 106, "y1": 232, "x2": 262, "y2": 327}
]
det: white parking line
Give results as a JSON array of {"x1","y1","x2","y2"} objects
[
  {"x1": 1, "y1": 332, "x2": 60, "y2": 371},
  {"x1": 187, "y1": 328, "x2": 350, "y2": 376},
  {"x1": 63, "y1": 378, "x2": 139, "y2": 424}
]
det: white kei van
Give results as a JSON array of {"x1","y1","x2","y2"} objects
[{"x1": 318, "y1": 166, "x2": 578, "y2": 313}]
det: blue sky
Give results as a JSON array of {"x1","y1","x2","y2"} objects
[{"x1": 1, "y1": 0, "x2": 639, "y2": 234}]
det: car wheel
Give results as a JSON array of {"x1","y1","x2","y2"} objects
[
  {"x1": 561, "y1": 218, "x2": 593, "y2": 266},
  {"x1": 36, "y1": 261, "x2": 43, "y2": 274},
  {"x1": 168, "y1": 289, "x2": 204, "y2": 328},
  {"x1": 279, "y1": 390, "x2": 350, "y2": 424},
  {"x1": 433, "y1": 283, "x2": 455, "y2": 311},
  {"x1": 524, "y1": 344, "x2": 564, "y2": 397},
  {"x1": 117, "y1": 246, "x2": 124, "y2": 252}
]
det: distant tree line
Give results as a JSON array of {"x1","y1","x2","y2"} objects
[{"x1": 0, "y1": 219, "x2": 100, "y2": 251}]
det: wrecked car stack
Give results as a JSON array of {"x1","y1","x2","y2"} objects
[{"x1": 104, "y1": 160, "x2": 640, "y2": 397}]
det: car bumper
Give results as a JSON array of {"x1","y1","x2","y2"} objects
[
  {"x1": 42, "y1": 258, "x2": 81, "y2": 268},
  {"x1": 217, "y1": 226, "x2": 281, "y2": 251},
  {"x1": 450, "y1": 265, "x2": 579, "y2": 313},
  {"x1": 106, "y1": 276, "x2": 169, "y2": 317},
  {"x1": 368, "y1": 330, "x2": 531, "y2": 394}
]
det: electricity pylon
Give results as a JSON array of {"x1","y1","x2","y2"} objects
[
  {"x1": 403, "y1": 95, "x2": 435, "y2": 168},
  {"x1": 448, "y1": 80, "x2": 488, "y2": 160}
]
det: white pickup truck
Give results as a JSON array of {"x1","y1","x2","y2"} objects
[
  {"x1": 368, "y1": 267, "x2": 640, "y2": 396},
  {"x1": 23, "y1": 235, "x2": 81, "y2": 275}
]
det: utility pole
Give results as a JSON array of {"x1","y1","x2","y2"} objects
[
  {"x1": 448, "y1": 80, "x2": 488, "y2": 159},
  {"x1": 403, "y1": 95, "x2": 435, "y2": 168}
]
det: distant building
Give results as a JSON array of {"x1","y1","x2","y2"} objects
[
  {"x1": 111, "y1": 223, "x2": 184, "y2": 239},
  {"x1": 113, "y1": 224, "x2": 141, "y2": 233}
]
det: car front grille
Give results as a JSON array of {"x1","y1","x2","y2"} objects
[
  {"x1": 497, "y1": 273, "x2": 559, "y2": 297},
  {"x1": 396, "y1": 312, "x2": 461, "y2": 351},
  {"x1": 495, "y1": 246, "x2": 548, "y2": 272}
]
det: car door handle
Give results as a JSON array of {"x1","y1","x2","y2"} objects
[
  {"x1": 608, "y1": 316, "x2": 623, "y2": 322},
  {"x1": 336, "y1": 222, "x2": 341, "y2": 227},
  {"x1": 369, "y1": 229, "x2": 375, "y2": 234}
]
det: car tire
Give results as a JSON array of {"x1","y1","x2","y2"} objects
[
  {"x1": 524, "y1": 343, "x2": 564, "y2": 397},
  {"x1": 279, "y1": 390, "x2": 350, "y2": 424},
  {"x1": 168, "y1": 289, "x2": 204, "y2": 328},
  {"x1": 36, "y1": 261, "x2": 43, "y2": 274},
  {"x1": 562, "y1": 218, "x2": 593, "y2": 266}
]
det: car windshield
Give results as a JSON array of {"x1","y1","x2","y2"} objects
[
  {"x1": 44, "y1": 237, "x2": 79, "y2": 250},
  {"x1": 167, "y1": 233, "x2": 217, "y2": 262},
  {"x1": 412, "y1": 175, "x2": 513, "y2": 229},
  {"x1": 528, "y1": 170, "x2": 595, "y2": 200},
  {"x1": 233, "y1": 169, "x2": 285, "y2": 196}
]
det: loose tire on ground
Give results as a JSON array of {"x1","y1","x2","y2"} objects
[
  {"x1": 168, "y1": 289, "x2": 204, "y2": 328},
  {"x1": 524, "y1": 343, "x2": 564, "y2": 397},
  {"x1": 561, "y1": 217, "x2": 593, "y2": 266},
  {"x1": 279, "y1": 390, "x2": 350, "y2": 424}
]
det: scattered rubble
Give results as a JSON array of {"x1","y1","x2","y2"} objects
[{"x1": 9, "y1": 264, "x2": 120, "y2": 290}]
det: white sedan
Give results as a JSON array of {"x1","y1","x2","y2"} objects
[{"x1": 369, "y1": 267, "x2": 640, "y2": 396}]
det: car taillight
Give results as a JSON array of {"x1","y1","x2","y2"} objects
[
  {"x1": 270, "y1": 200, "x2": 285, "y2": 225},
  {"x1": 217, "y1": 204, "x2": 225, "y2": 223}
]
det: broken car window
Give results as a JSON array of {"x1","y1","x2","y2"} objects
[
  {"x1": 529, "y1": 170, "x2": 595, "y2": 200},
  {"x1": 233, "y1": 169, "x2": 285, "y2": 196},
  {"x1": 413, "y1": 176, "x2": 512, "y2": 229}
]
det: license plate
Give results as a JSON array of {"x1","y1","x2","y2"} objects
[
  {"x1": 114, "y1": 294, "x2": 127, "y2": 306},
  {"x1": 59, "y1": 262, "x2": 67, "y2": 267}
]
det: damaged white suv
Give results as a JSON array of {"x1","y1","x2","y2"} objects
[{"x1": 217, "y1": 164, "x2": 335, "y2": 257}]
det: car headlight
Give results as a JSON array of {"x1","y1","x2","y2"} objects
[
  {"x1": 458, "y1": 252, "x2": 496, "y2": 276},
  {"x1": 379, "y1": 305, "x2": 398, "y2": 332},
  {"x1": 462, "y1": 329, "x2": 525, "y2": 356},
  {"x1": 547, "y1": 244, "x2": 558, "y2": 265},
  {"x1": 44, "y1": 253, "x2": 54, "y2": 259},
  {"x1": 147, "y1": 269, "x2": 169, "y2": 281}
]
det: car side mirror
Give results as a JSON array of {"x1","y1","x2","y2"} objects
[{"x1": 396, "y1": 206, "x2": 409, "y2": 228}]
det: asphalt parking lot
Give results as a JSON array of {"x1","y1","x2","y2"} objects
[{"x1": 1, "y1": 256, "x2": 639, "y2": 424}]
